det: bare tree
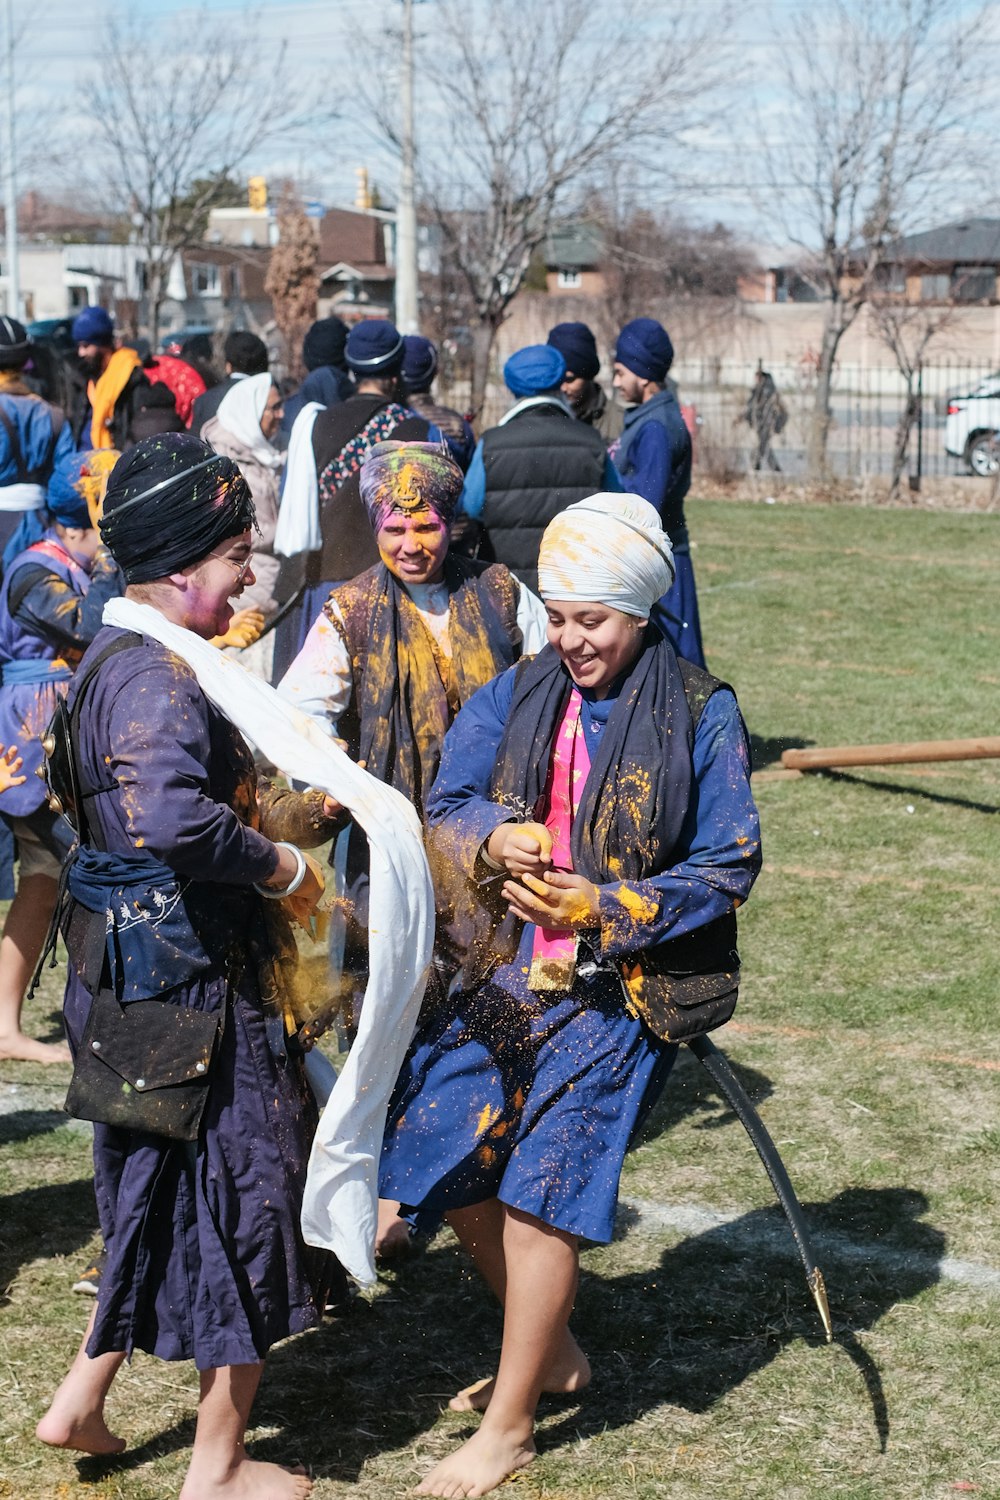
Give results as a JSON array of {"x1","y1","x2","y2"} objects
[
  {"x1": 264, "y1": 187, "x2": 319, "y2": 382},
  {"x1": 84, "y1": 7, "x2": 321, "y2": 342},
  {"x1": 868, "y1": 295, "x2": 958, "y2": 499},
  {"x1": 362, "y1": 0, "x2": 733, "y2": 414},
  {"x1": 763, "y1": 0, "x2": 987, "y2": 477}
]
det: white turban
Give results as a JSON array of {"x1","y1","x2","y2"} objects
[{"x1": 537, "y1": 492, "x2": 675, "y2": 618}]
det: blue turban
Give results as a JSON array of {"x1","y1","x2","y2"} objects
[
  {"x1": 47, "y1": 451, "x2": 96, "y2": 529},
  {"x1": 71, "y1": 305, "x2": 115, "y2": 347},
  {"x1": 401, "y1": 335, "x2": 438, "y2": 391},
  {"x1": 615, "y1": 318, "x2": 674, "y2": 383},
  {"x1": 303, "y1": 316, "x2": 348, "y2": 371},
  {"x1": 346, "y1": 319, "x2": 404, "y2": 376},
  {"x1": 547, "y1": 322, "x2": 600, "y2": 381},
  {"x1": 503, "y1": 344, "x2": 566, "y2": 399}
]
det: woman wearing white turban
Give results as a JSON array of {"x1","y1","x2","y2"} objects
[{"x1": 379, "y1": 493, "x2": 762, "y2": 1498}]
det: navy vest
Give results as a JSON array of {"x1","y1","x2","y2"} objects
[{"x1": 480, "y1": 402, "x2": 608, "y2": 592}]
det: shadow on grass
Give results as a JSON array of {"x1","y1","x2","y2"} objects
[
  {"x1": 750, "y1": 732, "x2": 812, "y2": 771},
  {"x1": 633, "y1": 1044, "x2": 774, "y2": 1144},
  {"x1": 0, "y1": 1178, "x2": 98, "y2": 1304},
  {"x1": 819, "y1": 768, "x2": 1000, "y2": 816},
  {"x1": 231, "y1": 1186, "x2": 937, "y2": 1483}
]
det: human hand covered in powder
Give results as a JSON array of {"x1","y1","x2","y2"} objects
[
  {"x1": 486, "y1": 820, "x2": 554, "y2": 878},
  {"x1": 503, "y1": 868, "x2": 601, "y2": 930}
]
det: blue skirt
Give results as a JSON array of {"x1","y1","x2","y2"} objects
[{"x1": 379, "y1": 937, "x2": 677, "y2": 1244}]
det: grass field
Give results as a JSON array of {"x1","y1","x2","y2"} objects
[{"x1": 3, "y1": 496, "x2": 1000, "y2": 1499}]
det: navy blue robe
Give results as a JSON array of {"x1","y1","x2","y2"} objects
[{"x1": 63, "y1": 627, "x2": 320, "y2": 1370}]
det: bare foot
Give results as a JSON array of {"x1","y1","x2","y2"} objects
[
  {"x1": 0, "y1": 1031, "x2": 71, "y2": 1064},
  {"x1": 415, "y1": 1426, "x2": 535, "y2": 1498},
  {"x1": 449, "y1": 1330, "x2": 590, "y2": 1413},
  {"x1": 179, "y1": 1456, "x2": 312, "y2": 1499},
  {"x1": 375, "y1": 1198, "x2": 413, "y2": 1261},
  {"x1": 36, "y1": 1404, "x2": 126, "y2": 1456}
]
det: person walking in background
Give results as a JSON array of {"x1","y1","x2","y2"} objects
[
  {"x1": 744, "y1": 364, "x2": 786, "y2": 472},
  {"x1": 400, "y1": 335, "x2": 476, "y2": 471},
  {"x1": 610, "y1": 317, "x2": 705, "y2": 667},
  {"x1": 457, "y1": 344, "x2": 621, "y2": 592},
  {"x1": 546, "y1": 321, "x2": 621, "y2": 443}
]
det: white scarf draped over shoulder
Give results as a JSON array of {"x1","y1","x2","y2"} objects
[{"x1": 101, "y1": 595, "x2": 434, "y2": 1287}]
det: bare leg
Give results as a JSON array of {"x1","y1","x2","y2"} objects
[
  {"x1": 375, "y1": 1197, "x2": 412, "y2": 1260},
  {"x1": 0, "y1": 871, "x2": 69, "y2": 1063},
  {"x1": 36, "y1": 1305, "x2": 127, "y2": 1454},
  {"x1": 446, "y1": 1201, "x2": 589, "y2": 1413},
  {"x1": 416, "y1": 1206, "x2": 579, "y2": 1498},
  {"x1": 179, "y1": 1362, "x2": 312, "y2": 1500}
]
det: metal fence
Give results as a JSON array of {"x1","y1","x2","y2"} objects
[{"x1": 671, "y1": 359, "x2": 1000, "y2": 483}]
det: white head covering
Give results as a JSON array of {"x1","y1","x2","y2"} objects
[
  {"x1": 537, "y1": 492, "x2": 675, "y2": 618},
  {"x1": 216, "y1": 371, "x2": 282, "y2": 470}
]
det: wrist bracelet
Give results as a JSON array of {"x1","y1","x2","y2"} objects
[{"x1": 254, "y1": 842, "x2": 307, "y2": 899}]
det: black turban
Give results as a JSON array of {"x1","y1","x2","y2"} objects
[{"x1": 100, "y1": 433, "x2": 256, "y2": 584}]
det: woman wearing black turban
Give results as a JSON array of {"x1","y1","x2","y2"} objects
[{"x1": 38, "y1": 435, "x2": 331, "y2": 1500}]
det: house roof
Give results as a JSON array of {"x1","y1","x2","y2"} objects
[
  {"x1": 544, "y1": 221, "x2": 605, "y2": 269},
  {"x1": 887, "y1": 218, "x2": 1000, "y2": 266},
  {"x1": 317, "y1": 208, "x2": 386, "y2": 268},
  {"x1": 319, "y1": 260, "x2": 395, "y2": 285}
]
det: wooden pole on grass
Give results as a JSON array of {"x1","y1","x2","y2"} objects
[{"x1": 781, "y1": 737, "x2": 1000, "y2": 772}]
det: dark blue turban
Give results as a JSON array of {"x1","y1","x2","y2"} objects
[
  {"x1": 71, "y1": 305, "x2": 115, "y2": 347},
  {"x1": 401, "y1": 334, "x2": 438, "y2": 391},
  {"x1": 547, "y1": 321, "x2": 600, "y2": 381},
  {"x1": 46, "y1": 451, "x2": 95, "y2": 530},
  {"x1": 346, "y1": 319, "x2": 405, "y2": 376},
  {"x1": 503, "y1": 344, "x2": 566, "y2": 399},
  {"x1": 615, "y1": 318, "x2": 674, "y2": 383},
  {"x1": 303, "y1": 316, "x2": 349, "y2": 371}
]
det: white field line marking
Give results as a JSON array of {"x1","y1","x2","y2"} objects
[{"x1": 619, "y1": 1196, "x2": 1000, "y2": 1293}]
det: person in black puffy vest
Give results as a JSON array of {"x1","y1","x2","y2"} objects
[{"x1": 456, "y1": 344, "x2": 623, "y2": 593}]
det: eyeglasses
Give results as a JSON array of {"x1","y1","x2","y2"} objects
[{"x1": 211, "y1": 549, "x2": 254, "y2": 586}]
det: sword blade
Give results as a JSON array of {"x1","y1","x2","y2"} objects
[{"x1": 687, "y1": 1032, "x2": 833, "y2": 1342}]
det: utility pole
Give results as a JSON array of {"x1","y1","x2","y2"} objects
[
  {"x1": 394, "y1": 0, "x2": 419, "y2": 334},
  {"x1": 2, "y1": 0, "x2": 19, "y2": 319}
]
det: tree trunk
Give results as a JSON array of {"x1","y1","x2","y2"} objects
[
  {"x1": 807, "y1": 307, "x2": 848, "y2": 479},
  {"x1": 469, "y1": 318, "x2": 500, "y2": 422},
  {"x1": 888, "y1": 388, "x2": 918, "y2": 500}
]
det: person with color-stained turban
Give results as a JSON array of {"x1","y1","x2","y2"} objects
[
  {"x1": 610, "y1": 316, "x2": 705, "y2": 667},
  {"x1": 455, "y1": 344, "x2": 624, "y2": 593},
  {"x1": 37, "y1": 433, "x2": 328, "y2": 1500},
  {"x1": 0, "y1": 448, "x2": 107, "y2": 1063},
  {"x1": 378, "y1": 491, "x2": 761, "y2": 1499},
  {"x1": 278, "y1": 438, "x2": 548, "y2": 1252}
]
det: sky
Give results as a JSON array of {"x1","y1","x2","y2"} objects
[{"x1": 5, "y1": 0, "x2": 997, "y2": 255}]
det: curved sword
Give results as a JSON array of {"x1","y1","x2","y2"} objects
[{"x1": 687, "y1": 1031, "x2": 833, "y2": 1342}]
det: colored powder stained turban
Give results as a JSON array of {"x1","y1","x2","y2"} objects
[
  {"x1": 47, "y1": 449, "x2": 119, "y2": 529},
  {"x1": 359, "y1": 440, "x2": 464, "y2": 533},
  {"x1": 537, "y1": 492, "x2": 675, "y2": 618},
  {"x1": 503, "y1": 344, "x2": 566, "y2": 398},
  {"x1": 100, "y1": 433, "x2": 256, "y2": 584}
]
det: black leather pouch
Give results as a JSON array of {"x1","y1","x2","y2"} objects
[{"x1": 65, "y1": 989, "x2": 221, "y2": 1142}]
